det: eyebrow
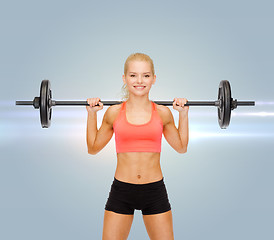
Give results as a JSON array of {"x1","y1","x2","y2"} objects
[{"x1": 129, "y1": 72, "x2": 151, "y2": 74}]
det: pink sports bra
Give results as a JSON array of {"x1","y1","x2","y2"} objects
[{"x1": 113, "y1": 100, "x2": 163, "y2": 153}]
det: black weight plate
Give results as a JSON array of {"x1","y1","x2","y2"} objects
[
  {"x1": 40, "y1": 80, "x2": 52, "y2": 128},
  {"x1": 218, "y1": 80, "x2": 231, "y2": 129}
]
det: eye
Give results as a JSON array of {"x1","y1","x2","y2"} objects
[
  {"x1": 145, "y1": 75, "x2": 150, "y2": 77},
  {"x1": 130, "y1": 74, "x2": 135, "y2": 77}
]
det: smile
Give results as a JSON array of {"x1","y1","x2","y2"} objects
[{"x1": 134, "y1": 86, "x2": 146, "y2": 89}]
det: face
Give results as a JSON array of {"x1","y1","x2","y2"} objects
[{"x1": 122, "y1": 60, "x2": 156, "y2": 97}]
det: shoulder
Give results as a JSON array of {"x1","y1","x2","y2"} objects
[
  {"x1": 154, "y1": 103, "x2": 174, "y2": 126},
  {"x1": 103, "y1": 102, "x2": 123, "y2": 126}
]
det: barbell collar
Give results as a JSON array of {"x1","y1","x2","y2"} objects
[
  {"x1": 33, "y1": 97, "x2": 40, "y2": 109},
  {"x1": 232, "y1": 99, "x2": 238, "y2": 110}
]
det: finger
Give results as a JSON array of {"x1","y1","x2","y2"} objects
[
  {"x1": 94, "y1": 98, "x2": 98, "y2": 105},
  {"x1": 87, "y1": 99, "x2": 91, "y2": 106},
  {"x1": 96, "y1": 98, "x2": 101, "y2": 104},
  {"x1": 174, "y1": 98, "x2": 179, "y2": 106},
  {"x1": 178, "y1": 99, "x2": 183, "y2": 107}
]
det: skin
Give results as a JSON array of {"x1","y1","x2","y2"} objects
[{"x1": 86, "y1": 60, "x2": 189, "y2": 240}]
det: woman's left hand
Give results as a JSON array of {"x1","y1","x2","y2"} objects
[{"x1": 173, "y1": 98, "x2": 189, "y2": 113}]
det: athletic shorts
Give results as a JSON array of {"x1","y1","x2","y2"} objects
[{"x1": 104, "y1": 177, "x2": 171, "y2": 215}]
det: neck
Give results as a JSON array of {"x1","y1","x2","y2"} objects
[{"x1": 126, "y1": 95, "x2": 151, "y2": 110}]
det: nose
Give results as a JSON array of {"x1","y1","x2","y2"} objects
[{"x1": 137, "y1": 75, "x2": 143, "y2": 84}]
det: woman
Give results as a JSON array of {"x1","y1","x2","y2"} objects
[{"x1": 86, "y1": 53, "x2": 189, "y2": 240}]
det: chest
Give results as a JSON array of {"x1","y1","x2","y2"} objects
[{"x1": 125, "y1": 110, "x2": 152, "y2": 125}]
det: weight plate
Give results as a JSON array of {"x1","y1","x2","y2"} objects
[
  {"x1": 218, "y1": 80, "x2": 231, "y2": 129},
  {"x1": 40, "y1": 80, "x2": 52, "y2": 128}
]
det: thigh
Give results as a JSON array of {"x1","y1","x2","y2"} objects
[
  {"x1": 102, "y1": 210, "x2": 134, "y2": 240},
  {"x1": 142, "y1": 210, "x2": 174, "y2": 240}
]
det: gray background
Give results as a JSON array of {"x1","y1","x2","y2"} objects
[{"x1": 1, "y1": 0, "x2": 273, "y2": 239}]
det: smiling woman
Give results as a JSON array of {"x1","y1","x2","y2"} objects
[{"x1": 86, "y1": 52, "x2": 189, "y2": 240}]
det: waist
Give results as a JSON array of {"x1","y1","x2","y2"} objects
[
  {"x1": 116, "y1": 152, "x2": 161, "y2": 165},
  {"x1": 113, "y1": 176, "x2": 164, "y2": 188}
]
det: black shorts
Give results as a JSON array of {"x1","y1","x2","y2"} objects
[{"x1": 105, "y1": 177, "x2": 171, "y2": 215}]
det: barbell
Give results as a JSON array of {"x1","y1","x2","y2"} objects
[{"x1": 16, "y1": 79, "x2": 255, "y2": 129}]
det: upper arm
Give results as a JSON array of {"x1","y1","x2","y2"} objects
[
  {"x1": 161, "y1": 106, "x2": 186, "y2": 153},
  {"x1": 89, "y1": 106, "x2": 114, "y2": 154}
]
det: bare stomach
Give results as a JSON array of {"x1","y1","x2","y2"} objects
[{"x1": 114, "y1": 152, "x2": 163, "y2": 184}]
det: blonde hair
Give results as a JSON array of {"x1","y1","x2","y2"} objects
[{"x1": 121, "y1": 53, "x2": 155, "y2": 101}]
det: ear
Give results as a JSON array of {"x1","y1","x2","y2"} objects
[
  {"x1": 122, "y1": 75, "x2": 126, "y2": 85},
  {"x1": 152, "y1": 75, "x2": 156, "y2": 84}
]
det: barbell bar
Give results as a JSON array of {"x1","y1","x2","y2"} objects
[{"x1": 16, "y1": 79, "x2": 255, "y2": 129}]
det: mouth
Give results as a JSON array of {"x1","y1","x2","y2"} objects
[{"x1": 134, "y1": 86, "x2": 146, "y2": 89}]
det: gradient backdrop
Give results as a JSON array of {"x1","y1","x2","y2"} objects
[{"x1": 1, "y1": 0, "x2": 273, "y2": 239}]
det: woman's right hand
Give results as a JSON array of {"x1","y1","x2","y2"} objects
[{"x1": 86, "y1": 97, "x2": 104, "y2": 113}]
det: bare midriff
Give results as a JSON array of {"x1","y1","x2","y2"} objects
[{"x1": 114, "y1": 152, "x2": 163, "y2": 184}]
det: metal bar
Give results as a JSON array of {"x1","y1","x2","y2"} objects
[
  {"x1": 16, "y1": 101, "x2": 33, "y2": 105},
  {"x1": 237, "y1": 101, "x2": 255, "y2": 106},
  {"x1": 53, "y1": 100, "x2": 122, "y2": 106},
  {"x1": 53, "y1": 100, "x2": 218, "y2": 106},
  {"x1": 16, "y1": 99, "x2": 256, "y2": 107}
]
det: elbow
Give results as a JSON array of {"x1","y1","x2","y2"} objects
[
  {"x1": 88, "y1": 150, "x2": 96, "y2": 155},
  {"x1": 87, "y1": 141, "x2": 99, "y2": 155},
  {"x1": 87, "y1": 147, "x2": 97, "y2": 155},
  {"x1": 178, "y1": 146, "x2": 188, "y2": 154}
]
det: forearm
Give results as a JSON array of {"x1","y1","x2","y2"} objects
[
  {"x1": 178, "y1": 112, "x2": 189, "y2": 151},
  {"x1": 86, "y1": 111, "x2": 98, "y2": 152}
]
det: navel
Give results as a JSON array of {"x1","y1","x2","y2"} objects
[{"x1": 137, "y1": 175, "x2": 141, "y2": 179}]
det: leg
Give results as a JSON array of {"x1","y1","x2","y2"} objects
[
  {"x1": 143, "y1": 210, "x2": 174, "y2": 240},
  {"x1": 102, "y1": 210, "x2": 134, "y2": 240}
]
